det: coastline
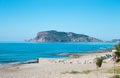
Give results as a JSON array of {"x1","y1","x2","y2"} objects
[
  {"x1": 0, "y1": 51, "x2": 114, "y2": 78},
  {"x1": 0, "y1": 42, "x2": 114, "y2": 65},
  {"x1": 0, "y1": 50, "x2": 112, "y2": 65}
]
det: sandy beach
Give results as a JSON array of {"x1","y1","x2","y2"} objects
[{"x1": 0, "y1": 52, "x2": 118, "y2": 78}]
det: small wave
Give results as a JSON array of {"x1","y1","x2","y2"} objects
[{"x1": 0, "y1": 60, "x2": 37, "y2": 65}]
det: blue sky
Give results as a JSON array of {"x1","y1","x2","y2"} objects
[{"x1": 0, "y1": 0, "x2": 120, "y2": 41}]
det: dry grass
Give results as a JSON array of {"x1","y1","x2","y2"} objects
[{"x1": 61, "y1": 69, "x2": 93, "y2": 74}]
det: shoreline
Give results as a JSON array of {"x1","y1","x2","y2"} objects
[
  {"x1": 0, "y1": 51, "x2": 115, "y2": 78},
  {"x1": 0, "y1": 51, "x2": 112, "y2": 66}
]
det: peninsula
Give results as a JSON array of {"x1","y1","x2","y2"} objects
[{"x1": 27, "y1": 30, "x2": 103, "y2": 42}]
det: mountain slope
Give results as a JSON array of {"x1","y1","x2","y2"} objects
[{"x1": 27, "y1": 30, "x2": 103, "y2": 42}]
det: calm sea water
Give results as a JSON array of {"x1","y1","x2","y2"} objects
[{"x1": 0, "y1": 42, "x2": 114, "y2": 64}]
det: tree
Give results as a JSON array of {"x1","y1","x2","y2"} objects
[
  {"x1": 114, "y1": 44, "x2": 120, "y2": 62},
  {"x1": 112, "y1": 43, "x2": 120, "y2": 77}
]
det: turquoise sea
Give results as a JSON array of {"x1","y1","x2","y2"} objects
[{"x1": 0, "y1": 42, "x2": 114, "y2": 64}]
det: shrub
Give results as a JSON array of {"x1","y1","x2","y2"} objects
[
  {"x1": 96, "y1": 57, "x2": 103, "y2": 68},
  {"x1": 116, "y1": 59, "x2": 120, "y2": 63},
  {"x1": 69, "y1": 70, "x2": 80, "y2": 74},
  {"x1": 81, "y1": 70, "x2": 92, "y2": 74},
  {"x1": 110, "y1": 75, "x2": 120, "y2": 78}
]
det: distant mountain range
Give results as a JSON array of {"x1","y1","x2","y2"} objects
[
  {"x1": 26, "y1": 30, "x2": 103, "y2": 42},
  {"x1": 111, "y1": 39, "x2": 120, "y2": 43}
]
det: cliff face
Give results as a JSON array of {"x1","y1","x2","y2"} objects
[{"x1": 27, "y1": 30, "x2": 103, "y2": 42}]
